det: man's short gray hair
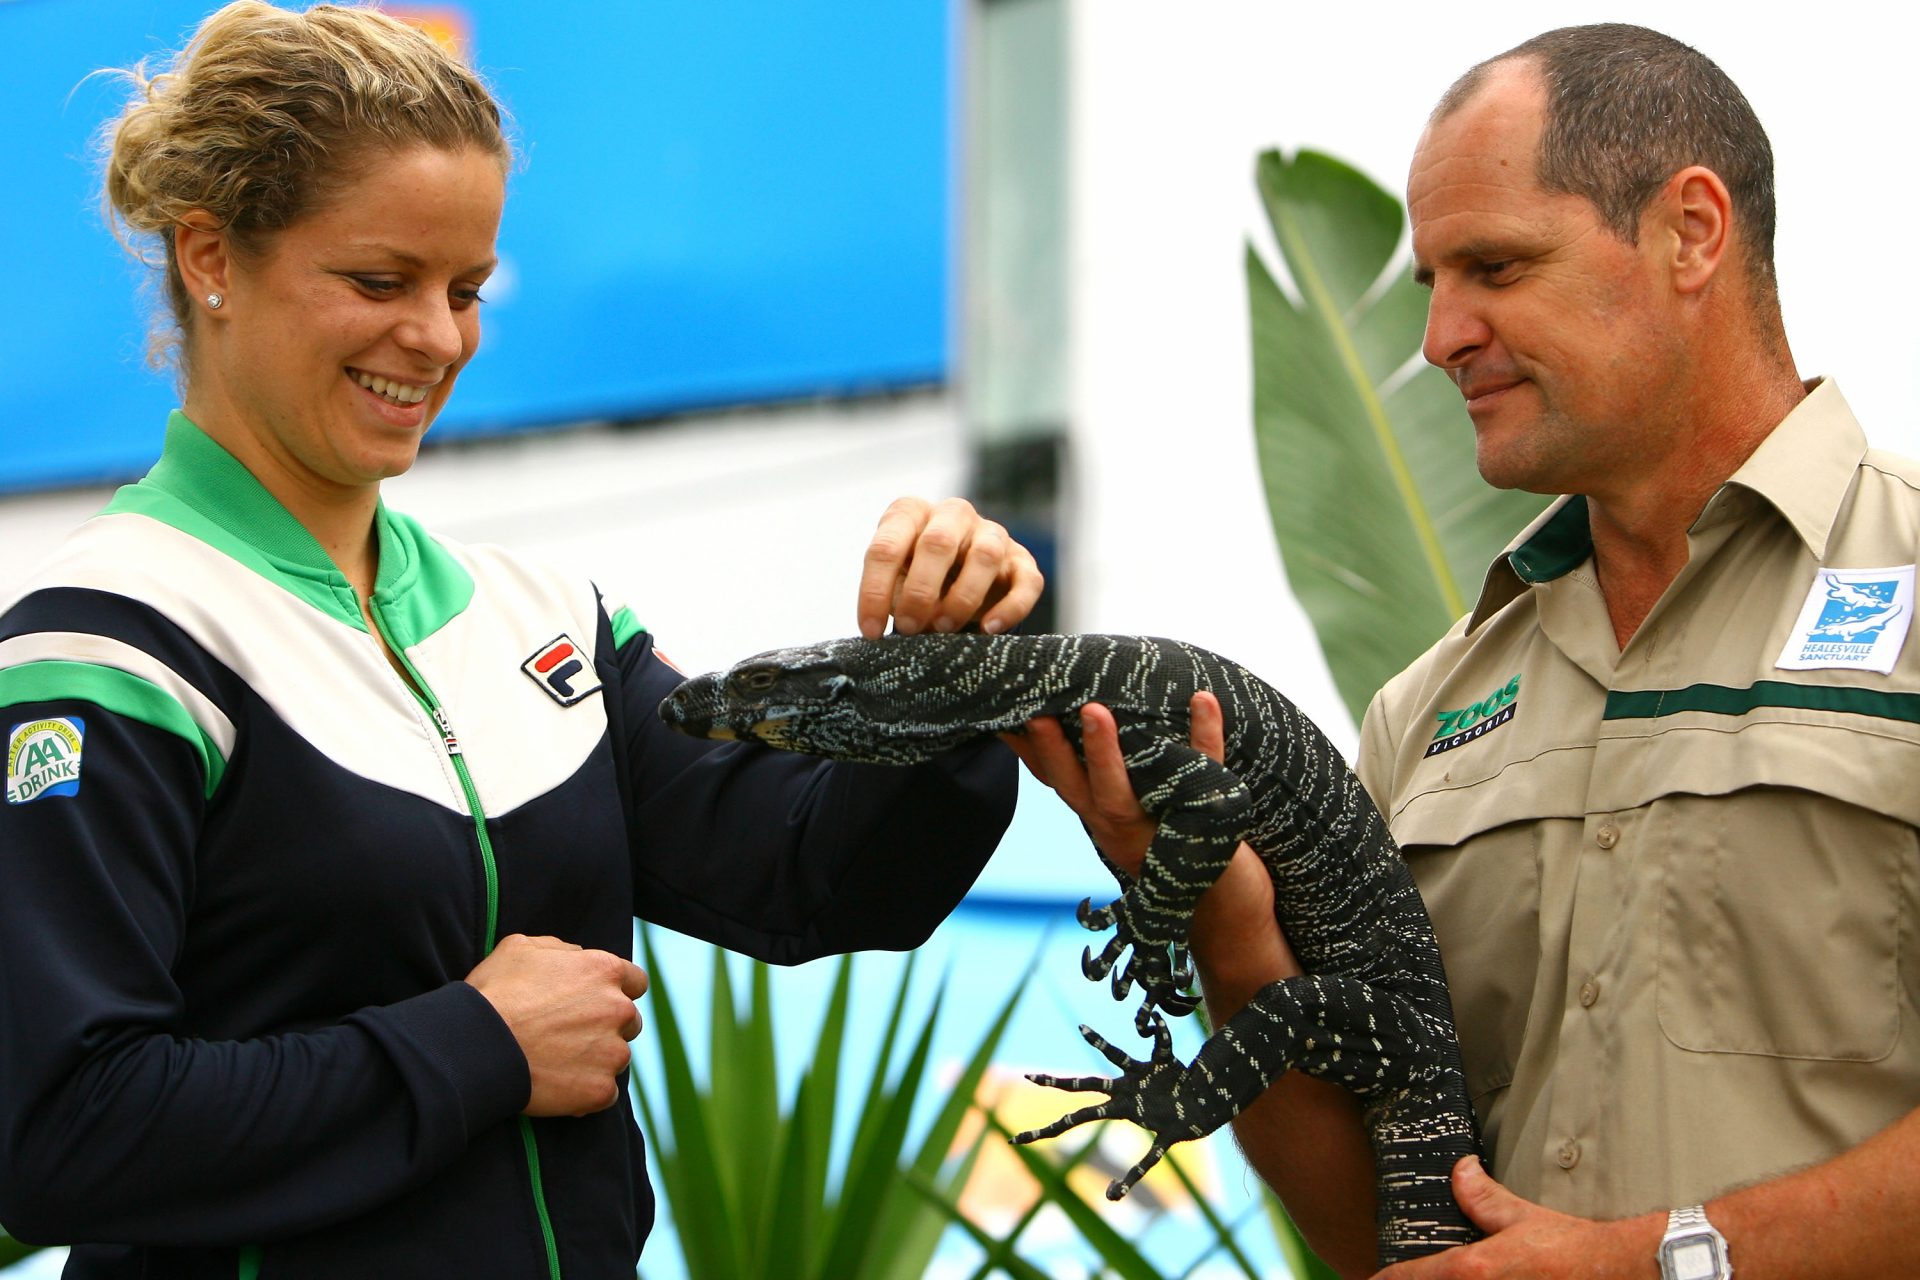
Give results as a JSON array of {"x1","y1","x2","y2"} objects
[{"x1": 1435, "y1": 24, "x2": 1777, "y2": 299}]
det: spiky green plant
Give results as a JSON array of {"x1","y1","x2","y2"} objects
[{"x1": 631, "y1": 927, "x2": 1022, "y2": 1280}]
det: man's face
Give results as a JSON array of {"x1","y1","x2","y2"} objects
[{"x1": 1409, "y1": 64, "x2": 1684, "y2": 499}]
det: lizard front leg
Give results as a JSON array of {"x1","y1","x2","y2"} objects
[{"x1": 1078, "y1": 743, "x2": 1250, "y2": 1019}]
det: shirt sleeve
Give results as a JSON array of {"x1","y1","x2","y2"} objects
[
  {"x1": 0, "y1": 692, "x2": 528, "y2": 1246},
  {"x1": 604, "y1": 625, "x2": 1018, "y2": 964}
]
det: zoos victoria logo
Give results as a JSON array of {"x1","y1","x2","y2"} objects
[{"x1": 1424, "y1": 675, "x2": 1521, "y2": 758}]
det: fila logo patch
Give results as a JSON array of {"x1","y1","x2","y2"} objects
[
  {"x1": 523, "y1": 635, "x2": 603, "y2": 706},
  {"x1": 1777, "y1": 566, "x2": 1915, "y2": 674},
  {"x1": 8, "y1": 716, "x2": 85, "y2": 804}
]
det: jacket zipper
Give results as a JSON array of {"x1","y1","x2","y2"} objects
[{"x1": 370, "y1": 607, "x2": 564, "y2": 1280}]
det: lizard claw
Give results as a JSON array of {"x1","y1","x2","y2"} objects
[
  {"x1": 1106, "y1": 1142, "x2": 1171, "y2": 1200},
  {"x1": 1081, "y1": 933, "x2": 1125, "y2": 981},
  {"x1": 1132, "y1": 1004, "x2": 1177, "y2": 1057},
  {"x1": 1076, "y1": 895, "x2": 1118, "y2": 931}
]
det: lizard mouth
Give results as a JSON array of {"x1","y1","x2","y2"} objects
[{"x1": 745, "y1": 716, "x2": 795, "y2": 747}]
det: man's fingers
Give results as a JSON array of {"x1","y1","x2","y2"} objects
[
  {"x1": 1078, "y1": 703, "x2": 1131, "y2": 801},
  {"x1": 1451, "y1": 1157, "x2": 1526, "y2": 1234},
  {"x1": 621, "y1": 962, "x2": 649, "y2": 1000},
  {"x1": 1188, "y1": 691, "x2": 1225, "y2": 763},
  {"x1": 1003, "y1": 718, "x2": 1090, "y2": 808}
]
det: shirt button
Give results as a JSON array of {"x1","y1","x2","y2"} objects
[
  {"x1": 1595, "y1": 825, "x2": 1619, "y2": 850},
  {"x1": 1579, "y1": 981, "x2": 1600, "y2": 1008},
  {"x1": 1557, "y1": 1140, "x2": 1581, "y2": 1169}
]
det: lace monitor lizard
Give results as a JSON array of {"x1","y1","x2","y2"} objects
[{"x1": 658, "y1": 631, "x2": 1484, "y2": 1265}]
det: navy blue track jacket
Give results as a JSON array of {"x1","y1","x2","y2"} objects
[{"x1": 0, "y1": 414, "x2": 1015, "y2": 1278}]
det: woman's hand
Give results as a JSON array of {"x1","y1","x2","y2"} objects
[
  {"x1": 467, "y1": 934, "x2": 650, "y2": 1117},
  {"x1": 857, "y1": 497, "x2": 1043, "y2": 639}
]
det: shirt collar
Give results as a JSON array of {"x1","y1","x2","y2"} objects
[
  {"x1": 1465, "y1": 377, "x2": 1867, "y2": 632},
  {"x1": 140, "y1": 410, "x2": 412, "y2": 591}
]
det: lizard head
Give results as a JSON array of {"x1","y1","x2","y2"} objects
[{"x1": 656, "y1": 634, "x2": 1010, "y2": 763}]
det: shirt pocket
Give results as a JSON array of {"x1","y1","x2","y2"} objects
[
  {"x1": 1394, "y1": 783, "x2": 1563, "y2": 1117},
  {"x1": 1641, "y1": 725, "x2": 1915, "y2": 1062}
]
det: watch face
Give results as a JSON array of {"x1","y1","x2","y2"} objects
[{"x1": 1664, "y1": 1237, "x2": 1724, "y2": 1280}]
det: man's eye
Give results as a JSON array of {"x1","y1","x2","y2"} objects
[{"x1": 1481, "y1": 261, "x2": 1515, "y2": 281}]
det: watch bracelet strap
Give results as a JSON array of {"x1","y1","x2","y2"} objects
[
  {"x1": 1667, "y1": 1204, "x2": 1711, "y2": 1234},
  {"x1": 1662, "y1": 1204, "x2": 1731, "y2": 1280}
]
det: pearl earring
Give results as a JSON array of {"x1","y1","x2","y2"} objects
[{"x1": 206, "y1": 293, "x2": 224, "y2": 310}]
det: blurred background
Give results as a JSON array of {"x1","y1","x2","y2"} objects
[{"x1": 3, "y1": 2, "x2": 1917, "y2": 1276}]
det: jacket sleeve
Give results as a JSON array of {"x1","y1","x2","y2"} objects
[
  {"x1": 607, "y1": 627, "x2": 1017, "y2": 964},
  {"x1": 0, "y1": 695, "x2": 529, "y2": 1246}
]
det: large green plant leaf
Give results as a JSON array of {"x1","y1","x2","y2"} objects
[{"x1": 1249, "y1": 147, "x2": 1549, "y2": 723}]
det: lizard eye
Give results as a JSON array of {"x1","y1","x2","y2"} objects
[{"x1": 734, "y1": 667, "x2": 780, "y2": 694}]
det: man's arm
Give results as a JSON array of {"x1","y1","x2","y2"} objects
[
  {"x1": 1378, "y1": 1102, "x2": 1920, "y2": 1278},
  {"x1": 1007, "y1": 699, "x2": 1381, "y2": 1279}
]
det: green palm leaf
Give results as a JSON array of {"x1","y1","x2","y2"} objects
[{"x1": 1248, "y1": 147, "x2": 1548, "y2": 722}]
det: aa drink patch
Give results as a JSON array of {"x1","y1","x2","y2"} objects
[
  {"x1": 7, "y1": 717, "x2": 85, "y2": 804},
  {"x1": 1776, "y1": 566, "x2": 1915, "y2": 674}
]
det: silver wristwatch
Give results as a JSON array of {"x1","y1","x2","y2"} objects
[{"x1": 1658, "y1": 1204, "x2": 1732, "y2": 1280}]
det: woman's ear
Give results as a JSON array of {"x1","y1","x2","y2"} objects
[{"x1": 173, "y1": 212, "x2": 232, "y2": 313}]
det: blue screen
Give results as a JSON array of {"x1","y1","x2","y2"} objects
[{"x1": 0, "y1": 0, "x2": 952, "y2": 491}]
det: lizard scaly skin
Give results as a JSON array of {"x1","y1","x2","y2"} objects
[{"x1": 659, "y1": 632, "x2": 1484, "y2": 1265}]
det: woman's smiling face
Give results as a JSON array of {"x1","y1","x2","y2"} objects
[{"x1": 191, "y1": 145, "x2": 504, "y2": 500}]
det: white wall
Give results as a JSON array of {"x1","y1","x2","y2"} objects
[{"x1": 1064, "y1": 3, "x2": 1920, "y2": 749}]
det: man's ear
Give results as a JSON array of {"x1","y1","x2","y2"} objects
[
  {"x1": 173, "y1": 212, "x2": 231, "y2": 311},
  {"x1": 1661, "y1": 165, "x2": 1732, "y2": 295}
]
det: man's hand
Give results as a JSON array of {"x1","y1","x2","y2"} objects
[
  {"x1": 466, "y1": 934, "x2": 650, "y2": 1118},
  {"x1": 1002, "y1": 694, "x2": 1280, "y2": 938},
  {"x1": 857, "y1": 496, "x2": 1042, "y2": 640},
  {"x1": 1372, "y1": 1158, "x2": 1660, "y2": 1279},
  {"x1": 1000, "y1": 698, "x2": 1207, "y2": 874}
]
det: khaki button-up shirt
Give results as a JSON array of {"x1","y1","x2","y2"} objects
[{"x1": 1357, "y1": 379, "x2": 1920, "y2": 1219}]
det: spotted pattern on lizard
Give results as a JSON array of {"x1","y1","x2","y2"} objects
[{"x1": 658, "y1": 632, "x2": 1484, "y2": 1266}]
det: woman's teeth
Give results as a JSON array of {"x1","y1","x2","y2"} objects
[{"x1": 353, "y1": 371, "x2": 429, "y2": 405}]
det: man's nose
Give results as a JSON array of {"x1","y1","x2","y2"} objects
[{"x1": 1421, "y1": 277, "x2": 1489, "y2": 372}]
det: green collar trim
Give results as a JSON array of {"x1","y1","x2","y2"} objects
[
  {"x1": 609, "y1": 605, "x2": 646, "y2": 649},
  {"x1": 371, "y1": 508, "x2": 474, "y2": 650},
  {"x1": 1506, "y1": 495, "x2": 1592, "y2": 583},
  {"x1": 102, "y1": 412, "x2": 472, "y2": 642}
]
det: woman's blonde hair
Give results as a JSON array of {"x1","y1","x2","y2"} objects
[{"x1": 100, "y1": 1, "x2": 512, "y2": 369}]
